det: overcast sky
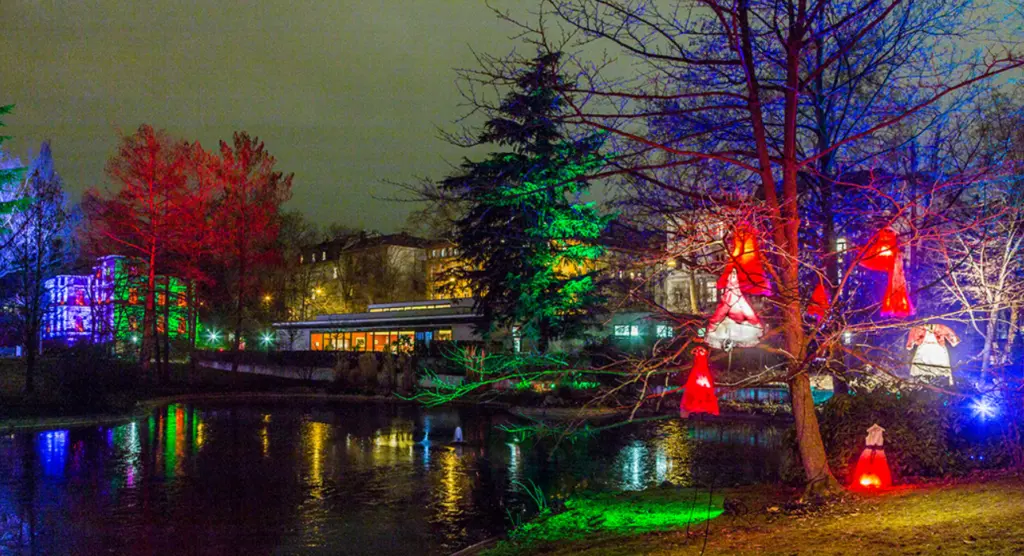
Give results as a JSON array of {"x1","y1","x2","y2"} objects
[{"x1": 0, "y1": 0, "x2": 522, "y2": 232}]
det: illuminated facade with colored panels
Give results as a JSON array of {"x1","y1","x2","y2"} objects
[{"x1": 42, "y1": 255, "x2": 193, "y2": 346}]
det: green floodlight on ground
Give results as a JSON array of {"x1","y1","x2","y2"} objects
[
  {"x1": 206, "y1": 329, "x2": 220, "y2": 345},
  {"x1": 260, "y1": 332, "x2": 275, "y2": 348}
]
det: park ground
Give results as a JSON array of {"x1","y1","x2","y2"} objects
[{"x1": 485, "y1": 473, "x2": 1024, "y2": 555}]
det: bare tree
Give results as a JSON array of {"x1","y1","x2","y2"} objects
[{"x1": 438, "y1": 0, "x2": 1023, "y2": 493}]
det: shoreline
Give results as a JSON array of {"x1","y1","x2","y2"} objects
[
  {"x1": 0, "y1": 390, "x2": 785, "y2": 433},
  {"x1": 0, "y1": 391, "x2": 462, "y2": 433}
]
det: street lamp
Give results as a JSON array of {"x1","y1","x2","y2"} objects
[{"x1": 207, "y1": 330, "x2": 220, "y2": 345}]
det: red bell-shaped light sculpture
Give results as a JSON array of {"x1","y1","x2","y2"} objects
[
  {"x1": 707, "y1": 268, "x2": 764, "y2": 351},
  {"x1": 859, "y1": 228, "x2": 914, "y2": 318},
  {"x1": 680, "y1": 345, "x2": 719, "y2": 418},
  {"x1": 717, "y1": 224, "x2": 771, "y2": 296},
  {"x1": 850, "y1": 423, "x2": 892, "y2": 490},
  {"x1": 808, "y1": 279, "x2": 829, "y2": 321}
]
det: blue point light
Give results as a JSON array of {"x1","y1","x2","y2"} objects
[{"x1": 971, "y1": 398, "x2": 997, "y2": 421}]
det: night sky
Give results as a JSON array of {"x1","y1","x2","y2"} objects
[{"x1": 0, "y1": 1, "x2": 518, "y2": 232}]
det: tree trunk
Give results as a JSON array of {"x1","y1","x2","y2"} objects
[
  {"x1": 789, "y1": 372, "x2": 837, "y2": 492},
  {"x1": 24, "y1": 327, "x2": 37, "y2": 395},
  {"x1": 980, "y1": 303, "x2": 1001, "y2": 377},
  {"x1": 780, "y1": 29, "x2": 839, "y2": 495},
  {"x1": 144, "y1": 247, "x2": 157, "y2": 376},
  {"x1": 231, "y1": 247, "x2": 247, "y2": 373},
  {"x1": 162, "y1": 277, "x2": 172, "y2": 383}
]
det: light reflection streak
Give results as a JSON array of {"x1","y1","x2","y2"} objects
[
  {"x1": 621, "y1": 441, "x2": 647, "y2": 491},
  {"x1": 507, "y1": 442, "x2": 522, "y2": 484},
  {"x1": 112, "y1": 422, "x2": 142, "y2": 487},
  {"x1": 434, "y1": 449, "x2": 466, "y2": 522},
  {"x1": 260, "y1": 414, "x2": 271, "y2": 458},
  {"x1": 303, "y1": 421, "x2": 329, "y2": 492},
  {"x1": 36, "y1": 430, "x2": 68, "y2": 477}
]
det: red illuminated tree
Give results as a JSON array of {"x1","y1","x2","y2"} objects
[
  {"x1": 83, "y1": 125, "x2": 190, "y2": 379},
  {"x1": 210, "y1": 132, "x2": 292, "y2": 371}
]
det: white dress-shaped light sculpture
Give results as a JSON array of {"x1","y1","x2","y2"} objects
[
  {"x1": 907, "y1": 324, "x2": 960, "y2": 385},
  {"x1": 706, "y1": 269, "x2": 764, "y2": 351},
  {"x1": 850, "y1": 423, "x2": 891, "y2": 489},
  {"x1": 453, "y1": 426, "x2": 464, "y2": 444}
]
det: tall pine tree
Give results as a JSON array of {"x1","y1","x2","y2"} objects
[{"x1": 442, "y1": 53, "x2": 610, "y2": 351}]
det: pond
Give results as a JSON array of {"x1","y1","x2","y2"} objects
[{"x1": 0, "y1": 402, "x2": 787, "y2": 555}]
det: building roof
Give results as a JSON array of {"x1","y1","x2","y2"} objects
[
  {"x1": 317, "y1": 232, "x2": 431, "y2": 252},
  {"x1": 272, "y1": 298, "x2": 480, "y2": 330}
]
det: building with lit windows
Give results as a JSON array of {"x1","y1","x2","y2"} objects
[
  {"x1": 425, "y1": 240, "x2": 474, "y2": 300},
  {"x1": 273, "y1": 299, "x2": 483, "y2": 351},
  {"x1": 42, "y1": 255, "x2": 193, "y2": 347},
  {"x1": 292, "y1": 232, "x2": 429, "y2": 316}
]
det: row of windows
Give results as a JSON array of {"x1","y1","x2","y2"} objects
[
  {"x1": 613, "y1": 324, "x2": 674, "y2": 338},
  {"x1": 310, "y1": 329, "x2": 453, "y2": 352},
  {"x1": 430, "y1": 247, "x2": 462, "y2": 258},
  {"x1": 367, "y1": 302, "x2": 452, "y2": 313}
]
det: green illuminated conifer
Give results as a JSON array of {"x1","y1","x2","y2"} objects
[{"x1": 442, "y1": 53, "x2": 611, "y2": 350}]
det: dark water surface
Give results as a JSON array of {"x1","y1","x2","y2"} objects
[{"x1": 0, "y1": 402, "x2": 785, "y2": 555}]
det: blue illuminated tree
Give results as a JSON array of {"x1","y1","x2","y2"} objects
[{"x1": 1, "y1": 141, "x2": 73, "y2": 393}]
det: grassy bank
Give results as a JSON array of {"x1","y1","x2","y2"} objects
[{"x1": 488, "y1": 474, "x2": 1024, "y2": 555}]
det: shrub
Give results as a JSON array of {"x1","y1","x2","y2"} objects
[
  {"x1": 357, "y1": 353, "x2": 378, "y2": 393},
  {"x1": 818, "y1": 387, "x2": 999, "y2": 481},
  {"x1": 47, "y1": 345, "x2": 140, "y2": 413}
]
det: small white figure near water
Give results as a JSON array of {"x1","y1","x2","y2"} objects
[{"x1": 453, "y1": 427, "x2": 464, "y2": 444}]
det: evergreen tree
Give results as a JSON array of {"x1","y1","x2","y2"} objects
[
  {"x1": 442, "y1": 52, "x2": 610, "y2": 350},
  {"x1": 0, "y1": 105, "x2": 28, "y2": 246}
]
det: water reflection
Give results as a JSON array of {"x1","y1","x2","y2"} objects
[
  {"x1": 0, "y1": 403, "x2": 784, "y2": 555},
  {"x1": 36, "y1": 430, "x2": 68, "y2": 477}
]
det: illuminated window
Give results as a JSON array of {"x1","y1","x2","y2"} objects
[
  {"x1": 333, "y1": 266, "x2": 339, "y2": 279},
  {"x1": 837, "y1": 237, "x2": 847, "y2": 265},
  {"x1": 322, "y1": 250, "x2": 326, "y2": 260},
  {"x1": 436, "y1": 329, "x2": 453, "y2": 341},
  {"x1": 703, "y1": 280, "x2": 718, "y2": 303},
  {"x1": 656, "y1": 325, "x2": 673, "y2": 338},
  {"x1": 300, "y1": 255, "x2": 304, "y2": 264},
  {"x1": 614, "y1": 325, "x2": 640, "y2": 337}
]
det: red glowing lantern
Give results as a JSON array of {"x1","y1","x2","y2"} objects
[
  {"x1": 808, "y1": 279, "x2": 829, "y2": 321},
  {"x1": 850, "y1": 424, "x2": 892, "y2": 491},
  {"x1": 717, "y1": 224, "x2": 771, "y2": 296},
  {"x1": 680, "y1": 345, "x2": 719, "y2": 417},
  {"x1": 859, "y1": 228, "x2": 913, "y2": 318}
]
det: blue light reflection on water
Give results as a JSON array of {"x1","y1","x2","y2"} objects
[{"x1": 0, "y1": 404, "x2": 783, "y2": 555}]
